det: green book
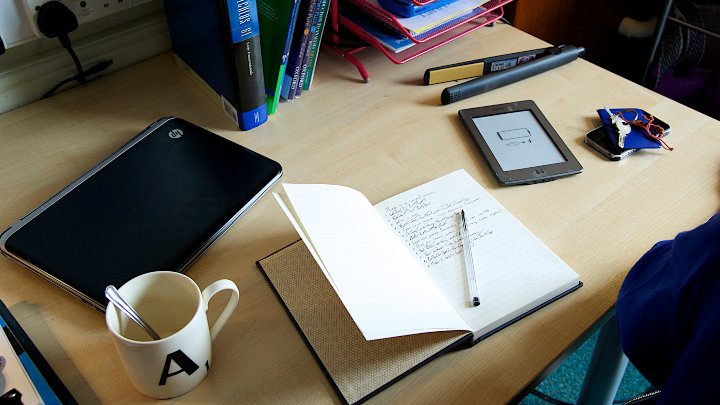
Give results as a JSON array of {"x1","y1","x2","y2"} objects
[
  {"x1": 302, "y1": 0, "x2": 331, "y2": 91},
  {"x1": 258, "y1": 0, "x2": 302, "y2": 114}
]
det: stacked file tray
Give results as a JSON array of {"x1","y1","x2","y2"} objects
[{"x1": 329, "y1": 0, "x2": 514, "y2": 81}]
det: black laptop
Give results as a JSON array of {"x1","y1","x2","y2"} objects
[{"x1": 0, "y1": 117, "x2": 282, "y2": 310}]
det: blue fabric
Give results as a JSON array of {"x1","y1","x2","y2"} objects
[
  {"x1": 617, "y1": 213, "x2": 720, "y2": 404},
  {"x1": 597, "y1": 108, "x2": 663, "y2": 149}
]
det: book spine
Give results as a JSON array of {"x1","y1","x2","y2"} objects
[
  {"x1": 277, "y1": 0, "x2": 301, "y2": 101},
  {"x1": 292, "y1": 0, "x2": 317, "y2": 98},
  {"x1": 258, "y1": 0, "x2": 301, "y2": 114},
  {"x1": 302, "y1": 0, "x2": 330, "y2": 91},
  {"x1": 281, "y1": 0, "x2": 307, "y2": 100},
  {"x1": 281, "y1": 0, "x2": 315, "y2": 100},
  {"x1": 225, "y1": 0, "x2": 268, "y2": 130},
  {"x1": 295, "y1": 0, "x2": 321, "y2": 97}
]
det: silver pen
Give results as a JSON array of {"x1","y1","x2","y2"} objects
[{"x1": 460, "y1": 209, "x2": 480, "y2": 307}]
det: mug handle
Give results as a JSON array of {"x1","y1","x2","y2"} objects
[{"x1": 201, "y1": 279, "x2": 240, "y2": 341}]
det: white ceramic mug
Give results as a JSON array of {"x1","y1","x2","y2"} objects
[{"x1": 105, "y1": 271, "x2": 239, "y2": 399}]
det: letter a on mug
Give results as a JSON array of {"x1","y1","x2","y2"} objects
[{"x1": 159, "y1": 350, "x2": 202, "y2": 386}]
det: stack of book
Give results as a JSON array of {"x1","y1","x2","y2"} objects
[
  {"x1": 259, "y1": 0, "x2": 331, "y2": 107},
  {"x1": 163, "y1": 0, "x2": 332, "y2": 130},
  {"x1": 341, "y1": 0, "x2": 492, "y2": 54}
]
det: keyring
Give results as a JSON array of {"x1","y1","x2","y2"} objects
[{"x1": 619, "y1": 109, "x2": 640, "y2": 121}]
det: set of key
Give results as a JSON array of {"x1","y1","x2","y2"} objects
[{"x1": 604, "y1": 106, "x2": 631, "y2": 148}]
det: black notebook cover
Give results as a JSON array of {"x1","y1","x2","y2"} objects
[{"x1": 1, "y1": 117, "x2": 282, "y2": 310}]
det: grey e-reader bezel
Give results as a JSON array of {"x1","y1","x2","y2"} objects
[{"x1": 459, "y1": 100, "x2": 583, "y2": 185}]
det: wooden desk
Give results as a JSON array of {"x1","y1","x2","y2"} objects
[{"x1": 1, "y1": 23, "x2": 718, "y2": 404}]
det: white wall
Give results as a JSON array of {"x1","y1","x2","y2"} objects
[{"x1": 0, "y1": 0, "x2": 171, "y2": 114}]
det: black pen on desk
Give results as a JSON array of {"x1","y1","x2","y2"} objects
[{"x1": 460, "y1": 209, "x2": 480, "y2": 307}]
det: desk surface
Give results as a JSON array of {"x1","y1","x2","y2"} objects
[{"x1": 1, "y1": 23, "x2": 718, "y2": 404}]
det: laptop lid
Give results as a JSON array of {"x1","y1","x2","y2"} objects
[{"x1": 1, "y1": 117, "x2": 282, "y2": 310}]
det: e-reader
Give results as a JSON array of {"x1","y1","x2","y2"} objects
[
  {"x1": 0, "y1": 117, "x2": 282, "y2": 310},
  {"x1": 458, "y1": 100, "x2": 582, "y2": 185}
]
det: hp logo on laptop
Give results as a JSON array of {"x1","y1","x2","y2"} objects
[{"x1": 168, "y1": 129, "x2": 183, "y2": 139}]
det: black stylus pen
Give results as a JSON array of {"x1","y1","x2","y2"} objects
[{"x1": 441, "y1": 45, "x2": 586, "y2": 105}]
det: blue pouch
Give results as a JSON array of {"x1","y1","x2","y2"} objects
[{"x1": 597, "y1": 108, "x2": 665, "y2": 149}]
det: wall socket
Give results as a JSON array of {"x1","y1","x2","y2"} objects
[
  {"x1": 0, "y1": 0, "x2": 168, "y2": 114},
  {"x1": 0, "y1": 0, "x2": 151, "y2": 49}
]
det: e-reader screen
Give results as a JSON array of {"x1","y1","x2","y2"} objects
[
  {"x1": 471, "y1": 110, "x2": 566, "y2": 171},
  {"x1": 459, "y1": 100, "x2": 582, "y2": 185}
]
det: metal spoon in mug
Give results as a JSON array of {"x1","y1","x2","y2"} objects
[{"x1": 105, "y1": 285, "x2": 162, "y2": 340}]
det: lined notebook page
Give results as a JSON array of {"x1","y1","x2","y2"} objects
[
  {"x1": 375, "y1": 170, "x2": 580, "y2": 339},
  {"x1": 276, "y1": 184, "x2": 469, "y2": 340}
]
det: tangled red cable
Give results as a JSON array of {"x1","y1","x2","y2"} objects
[{"x1": 614, "y1": 110, "x2": 674, "y2": 151}]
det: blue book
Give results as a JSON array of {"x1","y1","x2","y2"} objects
[
  {"x1": 164, "y1": 0, "x2": 268, "y2": 130},
  {"x1": 341, "y1": 7, "x2": 414, "y2": 53},
  {"x1": 378, "y1": 0, "x2": 457, "y2": 18},
  {"x1": 0, "y1": 299, "x2": 77, "y2": 404},
  {"x1": 281, "y1": 0, "x2": 317, "y2": 100}
]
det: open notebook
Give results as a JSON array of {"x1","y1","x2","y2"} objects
[{"x1": 258, "y1": 169, "x2": 581, "y2": 403}]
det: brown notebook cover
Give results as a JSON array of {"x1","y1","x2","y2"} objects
[{"x1": 257, "y1": 240, "x2": 471, "y2": 404}]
